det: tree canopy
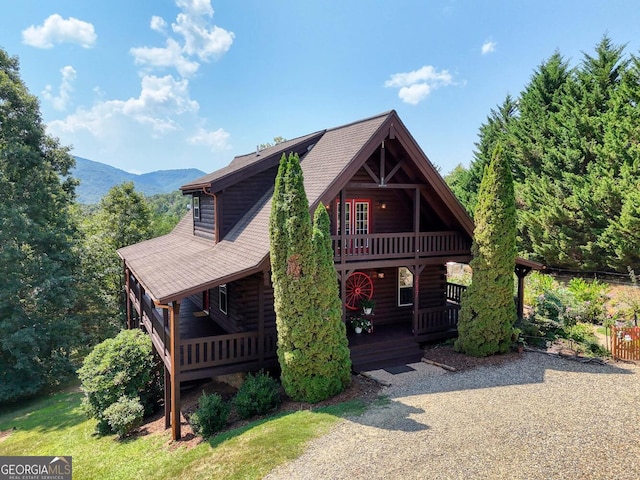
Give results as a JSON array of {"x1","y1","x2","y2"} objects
[
  {"x1": 0, "y1": 49, "x2": 81, "y2": 401},
  {"x1": 446, "y1": 36, "x2": 640, "y2": 272}
]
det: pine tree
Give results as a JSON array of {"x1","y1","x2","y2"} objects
[
  {"x1": 455, "y1": 145, "x2": 517, "y2": 356},
  {"x1": 0, "y1": 49, "x2": 81, "y2": 401}
]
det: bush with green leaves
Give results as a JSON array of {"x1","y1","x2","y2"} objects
[
  {"x1": 77, "y1": 329, "x2": 162, "y2": 435},
  {"x1": 190, "y1": 391, "x2": 230, "y2": 438},
  {"x1": 103, "y1": 396, "x2": 144, "y2": 439},
  {"x1": 566, "y1": 278, "x2": 609, "y2": 323},
  {"x1": 233, "y1": 371, "x2": 281, "y2": 419}
]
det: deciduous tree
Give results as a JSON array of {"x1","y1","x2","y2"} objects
[{"x1": 0, "y1": 49, "x2": 81, "y2": 401}]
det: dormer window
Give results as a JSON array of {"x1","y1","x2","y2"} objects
[{"x1": 192, "y1": 196, "x2": 200, "y2": 220}]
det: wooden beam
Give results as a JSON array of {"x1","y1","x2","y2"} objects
[
  {"x1": 164, "y1": 366, "x2": 171, "y2": 430},
  {"x1": 258, "y1": 272, "x2": 265, "y2": 363},
  {"x1": 411, "y1": 265, "x2": 425, "y2": 336},
  {"x1": 515, "y1": 265, "x2": 531, "y2": 320},
  {"x1": 125, "y1": 266, "x2": 132, "y2": 329},
  {"x1": 333, "y1": 255, "x2": 473, "y2": 272},
  {"x1": 383, "y1": 159, "x2": 405, "y2": 185},
  {"x1": 414, "y1": 188, "x2": 420, "y2": 263},
  {"x1": 362, "y1": 163, "x2": 380, "y2": 184},
  {"x1": 170, "y1": 301, "x2": 181, "y2": 441},
  {"x1": 346, "y1": 182, "x2": 424, "y2": 189},
  {"x1": 379, "y1": 142, "x2": 386, "y2": 186}
]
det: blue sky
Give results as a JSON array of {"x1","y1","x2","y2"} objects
[{"x1": 2, "y1": 1, "x2": 639, "y2": 175}]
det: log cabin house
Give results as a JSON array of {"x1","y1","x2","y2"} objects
[{"x1": 117, "y1": 110, "x2": 539, "y2": 440}]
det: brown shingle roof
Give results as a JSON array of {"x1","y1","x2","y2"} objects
[
  {"x1": 181, "y1": 131, "x2": 325, "y2": 192},
  {"x1": 118, "y1": 111, "x2": 392, "y2": 303}
]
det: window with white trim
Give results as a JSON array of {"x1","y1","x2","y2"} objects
[
  {"x1": 398, "y1": 267, "x2": 414, "y2": 306},
  {"x1": 192, "y1": 196, "x2": 200, "y2": 220},
  {"x1": 219, "y1": 284, "x2": 227, "y2": 314}
]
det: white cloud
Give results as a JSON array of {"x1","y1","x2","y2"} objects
[
  {"x1": 131, "y1": 0, "x2": 234, "y2": 77},
  {"x1": 385, "y1": 66, "x2": 454, "y2": 105},
  {"x1": 150, "y1": 16, "x2": 168, "y2": 33},
  {"x1": 48, "y1": 74, "x2": 199, "y2": 137},
  {"x1": 398, "y1": 84, "x2": 432, "y2": 105},
  {"x1": 131, "y1": 38, "x2": 200, "y2": 78},
  {"x1": 481, "y1": 40, "x2": 497, "y2": 55},
  {"x1": 42, "y1": 65, "x2": 77, "y2": 111},
  {"x1": 22, "y1": 14, "x2": 96, "y2": 49},
  {"x1": 189, "y1": 126, "x2": 230, "y2": 150},
  {"x1": 176, "y1": 0, "x2": 214, "y2": 17}
]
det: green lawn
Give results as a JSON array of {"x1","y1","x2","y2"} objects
[{"x1": 0, "y1": 390, "x2": 367, "y2": 480}]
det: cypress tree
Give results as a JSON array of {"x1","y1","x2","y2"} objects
[
  {"x1": 455, "y1": 145, "x2": 517, "y2": 357},
  {"x1": 449, "y1": 36, "x2": 640, "y2": 272},
  {"x1": 309, "y1": 204, "x2": 351, "y2": 397},
  {"x1": 269, "y1": 153, "x2": 351, "y2": 402}
]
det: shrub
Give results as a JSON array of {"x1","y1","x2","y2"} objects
[
  {"x1": 524, "y1": 272, "x2": 559, "y2": 306},
  {"x1": 103, "y1": 396, "x2": 144, "y2": 439},
  {"x1": 77, "y1": 329, "x2": 162, "y2": 435},
  {"x1": 233, "y1": 371, "x2": 281, "y2": 419},
  {"x1": 565, "y1": 323, "x2": 595, "y2": 344},
  {"x1": 190, "y1": 391, "x2": 230, "y2": 438},
  {"x1": 567, "y1": 278, "x2": 609, "y2": 323}
]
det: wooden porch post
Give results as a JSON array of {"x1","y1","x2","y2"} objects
[
  {"x1": 169, "y1": 301, "x2": 181, "y2": 441},
  {"x1": 411, "y1": 265, "x2": 425, "y2": 336},
  {"x1": 258, "y1": 272, "x2": 266, "y2": 363},
  {"x1": 124, "y1": 266, "x2": 132, "y2": 329},
  {"x1": 340, "y1": 188, "x2": 347, "y2": 321},
  {"x1": 164, "y1": 366, "x2": 171, "y2": 430},
  {"x1": 515, "y1": 265, "x2": 530, "y2": 320}
]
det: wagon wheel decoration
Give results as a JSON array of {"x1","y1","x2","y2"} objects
[{"x1": 345, "y1": 272, "x2": 374, "y2": 310}]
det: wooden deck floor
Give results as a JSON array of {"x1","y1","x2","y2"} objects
[{"x1": 178, "y1": 298, "x2": 227, "y2": 339}]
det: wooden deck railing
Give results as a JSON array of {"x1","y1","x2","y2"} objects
[
  {"x1": 180, "y1": 330, "x2": 278, "y2": 372},
  {"x1": 446, "y1": 282, "x2": 467, "y2": 304},
  {"x1": 331, "y1": 231, "x2": 470, "y2": 262},
  {"x1": 610, "y1": 326, "x2": 640, "y2": 361},
  {"x1": 416, "y1": 304, "x2": 460, "y2": 335}
]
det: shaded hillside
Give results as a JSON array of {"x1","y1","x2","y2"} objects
[{"x1": 72, "y1": 156, "x2": 205, "y2": 204}]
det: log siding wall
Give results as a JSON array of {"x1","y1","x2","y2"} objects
[
  {"x1": 193, "y1": 193, "x2": 215, "y2": 240},
  {"x1": 222, "y1": 166, "x2": 279, "y2": 238}
]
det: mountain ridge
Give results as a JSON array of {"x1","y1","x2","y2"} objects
[{"x1": 72, "y1": 156, "x2": 206, "y2": 204}]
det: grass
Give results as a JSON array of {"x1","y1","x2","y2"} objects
[{"x1": 0, "y1": 390, "x2": 367, "y2": 480}]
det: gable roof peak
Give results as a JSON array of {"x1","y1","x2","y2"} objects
[{"x1": 325, "y1": 110, "x2": 396, "y2": 134}]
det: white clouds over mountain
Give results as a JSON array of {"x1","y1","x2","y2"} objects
[{"x1": 49, "y1": 75, "x2": 199, "y2": 136}]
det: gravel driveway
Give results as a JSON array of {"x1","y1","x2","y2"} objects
[{"x1": 265, "y1": 353, "x2": 640, "y2": 480}]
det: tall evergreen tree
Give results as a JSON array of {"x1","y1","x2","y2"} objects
[
  {"x1": 452, "y1": 36, "x2": 640, "y2": 272},
  {"x1": 309, "y1": 204, "x2": 351, "y2": 396},
  {"x1": 453, "y1": 95, "x2": 518, "y2": 216},
  {"x1": 455, "y1": 145, "x2": 517, "y2": 356},
  {"x1": 0, "y1": 49, "x2": 81, "y2": 401},
  {"x1": 269, "y1": 154, "x2": 351, "y2": 402}
]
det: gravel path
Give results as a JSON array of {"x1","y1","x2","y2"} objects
[{"x1": 265, "y1": 353, "x2": 640, "y2": 480}]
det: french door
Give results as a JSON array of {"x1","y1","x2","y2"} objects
[{"x1": 336, "y1": 199, "x2": 371, "y2": 254}]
